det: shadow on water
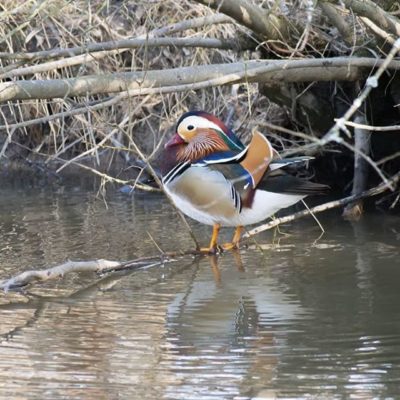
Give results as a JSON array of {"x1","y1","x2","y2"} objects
[{"x1": 0, "y1": 185, "x2": 400, "y2": 399}]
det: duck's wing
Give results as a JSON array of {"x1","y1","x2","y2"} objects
[
  {"x1": 259, "y1": 168, "x2": 330, "y2": 195},
  {"x1": 195, "y1": 129, "x2": 274, "y2": 188},
  {"x1": 202, "y1": 162, "x2": 254, "y2": 212}
]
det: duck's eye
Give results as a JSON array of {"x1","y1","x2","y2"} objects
[{"x1": 187, "y1": 125, "x2": 194, "y2": 131}]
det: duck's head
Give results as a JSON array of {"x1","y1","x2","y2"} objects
[{"x1": 164, "y1": 111, "x2": 244, "y2": 162}]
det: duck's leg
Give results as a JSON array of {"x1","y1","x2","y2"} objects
[
  {"x1": 200, "y1": 223, "x2": 221, "y2": 254},
  {"x1": 222, "y1": 226, "x2": 243, "y2": 251}
]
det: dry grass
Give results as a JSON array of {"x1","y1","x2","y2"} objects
[{"x1": 0, "y1": 0, "x2": 273, "y2": 180}]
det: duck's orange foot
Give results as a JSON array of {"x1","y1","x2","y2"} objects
[
  {"x1": 198, "y1": 223, "x2": 221, "y2": 255},
  {"x1": 199, "y1": 246, "x2": 220, "y2": 255},
  {"x1": 220, "y1": 226, "x2": 243, "y2": 252},
  {"x1": 220, "y1": 242, "x2": 240, "y2": 251}
]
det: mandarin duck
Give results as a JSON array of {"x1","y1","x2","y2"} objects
[{"x1": 161, "y1": 111, "x2": 328, "y2": 253}]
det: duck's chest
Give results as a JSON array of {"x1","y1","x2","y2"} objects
[{"x1": 164, "y1": 166, "x2": 238, "y2": 225}]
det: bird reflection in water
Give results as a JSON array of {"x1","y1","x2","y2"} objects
[
  {"x1": 208, "y1": 250, "x2": 244, "y2": 284},
  {"x1": 162, "y1": 251, "x2": 304, "y2": 399}
]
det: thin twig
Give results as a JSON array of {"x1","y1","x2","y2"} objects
[
  {"x1": 145, "y1": 13, "x2": 233, "y2": 37},
  {"x1": 0, "y1": 249, "x2": 206, "y2": 291},
  {"x1": 322, "y1": 37, "x2": 400, "y2": 146},
  {"x1": 0, "y1": 14, "x2": 234, "y2": 62},
  {"x1": 339, "y1": 120, "x2": 400, "y2": 132},
  {"x1": 244, "y1": 170, "x2": 400, "y2": 238},
  {"x1": 0, "y1": 37, "x2": 245, "y2": 79},
  {"x1": 360, "y1": 16, "x2": 396, "y2": 45}
]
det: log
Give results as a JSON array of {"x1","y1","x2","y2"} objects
[{"x1": 1, "y1": 57, "x2": 400, "y2": 102}]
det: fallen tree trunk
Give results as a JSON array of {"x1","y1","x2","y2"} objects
[{"x1": 1, "y1": 57, "x2": 400, "y2": 102}]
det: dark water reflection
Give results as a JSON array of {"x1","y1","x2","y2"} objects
[{"x1": 0, "y1": 185, "x2": 399, "y2": 399}]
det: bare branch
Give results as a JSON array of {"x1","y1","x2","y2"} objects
[
  {"x1": 193, "y1": 0, "x2": 289, "y2": 40},
  {"x1": 340, "y1": 120, "x2": 400, "y2": 132},
  {"x1": 147, "y1": 13, "x2": 233, "y2": 37},
  {"x1": 6, "y1": 171, "x2": 397, "y2": 291},
  {"x1": 2, "y1": 163, "x2": 398, "y2": 291},
  {"x1": 0, "y1": 37, "x2": 246, "y2": 80},
  {"x1": 0, "y1": 14, "x2": 234, "y2": 62},
  {"x1": 0, "y1": 259, "x2": 122, "y2": 291},
  {"x1": 339, "y1": 0, "x2": 400, "y2": 38},
  {"x1": 360, "y1": 16, "x2": 396, "y2": 45},
  {"x1": 244, "y1": 170, "x2": 400, "y2": 238},
  {"x1": 1, "y1": 57, "x2": 400, "y2": 102},
  {"x1": 319, "y1": 2, "x2": 356, "y2": 45},
  {"x1": 321, "y1": 38, "x2": 400, "y2": 146},
  {"x1": 0, "y1": 249, "x2": 205, "y2": 291}
]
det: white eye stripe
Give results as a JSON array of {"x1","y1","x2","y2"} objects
[{"x1": 178, "y1": 116, "x2": 223, "y2": 133}]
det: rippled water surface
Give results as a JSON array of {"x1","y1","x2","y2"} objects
[{"x1": 0, "y1": 183, "x2": 400, "y2": 399}]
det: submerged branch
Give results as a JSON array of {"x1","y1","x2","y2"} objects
[
  {"x1": 0, "y1": 259, "x2": 122, "y2": 291},
  {"x1": 0, "y1": 250, "x2": 199, "y2": 291},
  {"x1": 2, "y1": 170, "x2": 399, "y2": 292}
]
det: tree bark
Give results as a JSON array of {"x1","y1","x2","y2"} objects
[
  {"x1": 343, "y1": 113, "x2": 371, "y2": 220},
  {"x1": 331, "y1": 0, "x2": 400, "y2": 38},
  {"x1": 193, "y1": 0, "x2": 290, "y2": 40},
  {"x1": 1, "y1": 57, "x2": 400, "y2": 102}
]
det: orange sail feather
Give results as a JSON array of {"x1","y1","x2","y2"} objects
[{"x1": 240, "y1": 129, "x2": 274, "y2": 188}]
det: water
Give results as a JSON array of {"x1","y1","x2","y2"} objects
[{"x1": 0, "y1": 183, "x2": 399, "y2": 399}]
